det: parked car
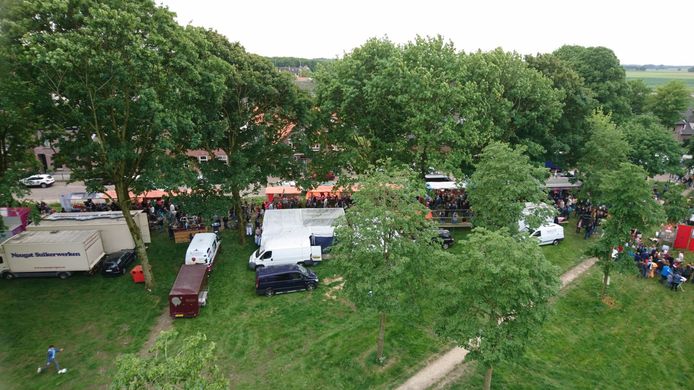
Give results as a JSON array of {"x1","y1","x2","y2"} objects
[
  {"x1": 255, "y1": 264, "x2": 319, "y2": 297},
  {"x1": 20, "y1": 174, "x2": 55, "y2": 188},
  {"x1": 437, "y1": 229, "x2": 455, "y2": 249},
  {"x1": 101, "y1": 250, "x2": 136, "y2": 276}
]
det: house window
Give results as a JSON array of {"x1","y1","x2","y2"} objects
[
  {"x1": 198, "y1": 155, "x2": 208, "y2": 163},
  {"x1": 216, "y1": 155, "x2": 227, "y2": 162},
  {"x1": 311, "y1": 144, "x2": 321, "y2": 152}
]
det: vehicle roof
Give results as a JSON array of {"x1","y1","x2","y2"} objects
[
  {"x1": 170, "y1": 264, "x2": 208, "y2": 295},
  {"x1": 187, "y1": 233, "x2": 218, "y2": 252},
  {"x1": 5, "y1": 229, "x2": 98, "y2": 245},
  {"x1": 256, "y1": 264, "x2": 300, "y2": 276},
  {"x1": 39, "y1": 211, "x2": 143, "y2": 225},
  {"x1": 260, "y1": 233, "x2": 309, "y2": 251}
]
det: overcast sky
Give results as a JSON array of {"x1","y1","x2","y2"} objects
[{"x1": 158, "y1": 0, "x2": 693, "y2": 65}]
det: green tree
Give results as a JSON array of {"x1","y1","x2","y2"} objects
[
  {"x1": 332, "y1": 164, "x2": 439, "y2": 363},
  {"x1": 525, "y1": 53, "x2": 597, "y2": 166},
  {"x1": 188, "y1": 28, "x2": 311, "y2": 243},
  {"x1": 577, "y1": 111, "x2": 631, "y2": 200},
  {"x1": 315, "y1": 36, "x2": 494, "y2": 179},
  {"x1": 436, "y1": 228, "x2": 560, "y2": 390},
  {"x1": 646, "y1": 80, "x2": 691, "y2": 126},
  {"x1": 653, "y1": 182, "x2": 690, "y2": 224},
  {"x1": 112, "y1": 330, "x2": 228, "y2": 389},
  {"x1": 3, "y1": 0, "x2": 204, "y2": 290},
  {"x1": 467, "y1": 142, "x2": 551, "y2": 234},
  {"x1": 621, "y1": 114, "x2": 682, "y2": 176},
  {"x1": 465, "y1": 49, "x2": 563, "y2": 162},
  {"x1": 597, "y1": 163, "x2": 665, "y2": 295},
  {"x1": 554, "y1": 45, "x2": 632, "y2": 123},
  {"x1": 626, "y1": 79, "x2": 652, "y2": 115}
]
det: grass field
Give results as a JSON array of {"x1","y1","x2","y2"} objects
[
  {"x1": 448, "y1": 267, "x2": 694, "y2": 389},
  {"x1": 0, "y1": 220, "x2": 614, "y2": 389},
  {"x1": 626, "y1": 70, "x2": 694, "y2": 91}
]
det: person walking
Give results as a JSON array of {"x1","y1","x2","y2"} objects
[{"x1": 37, "y1": 345, "x2": 67, "y2": 374}]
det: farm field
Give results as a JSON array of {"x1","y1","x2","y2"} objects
[
  {"x1": 448, "y1": 267, "x2": 694, "y2": 389},
  {"x1": 626, "y1": 70, "x2": 694, "y2": 91}
]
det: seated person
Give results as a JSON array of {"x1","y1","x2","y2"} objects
[{"x1": 660, "y1": 264, "x2": 672, "y2": 282}]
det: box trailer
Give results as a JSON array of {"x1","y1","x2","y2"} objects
[
  {"x1": 0, "y1": 230, "x2": 105, "y2": 279},
  {"x1": 27, "y1": 211, "x2": 150, "y2": 253},
  {"x1": 169, "y1": 264, "x2": 209, "y2": 318}
]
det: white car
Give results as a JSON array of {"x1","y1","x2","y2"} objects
[{"x1": 20, "y1": 174, "x2": 55, "y2": 188}]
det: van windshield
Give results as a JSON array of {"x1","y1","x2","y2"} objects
[
  {"x1": 254, "y1": 249, "x2": 263, "y2": 258},
  {"x1": 296, "y1": 264, "x2": 309, "y2": 275}
]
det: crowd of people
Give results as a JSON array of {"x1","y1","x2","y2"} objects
[{"x1": 631, "y1": 235, "x2": 692, "y2": 291}]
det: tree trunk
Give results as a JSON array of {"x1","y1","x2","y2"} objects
[
  {"x1": 483, "y1": 365, "x2": 493, "y2": 390},
  {"x1": 116, "y1": 183, "x2": 155, "y2": 291},
  {"x1": 376, "y1": 311, "x2": 386, "y2": 364},
  {"x1": 231, "y1": 186, "x2": 246, "y2": 245}
]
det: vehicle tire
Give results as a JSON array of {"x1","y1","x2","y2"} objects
[
  {"x1": 264, "y1": 288, "x2": 274, "y2": 297},
  {"x1": 552, "y1": 240, "x2": 559, "y2": 246},
  {"x1": 57, "y1": 272, "x2": 70, "y2": 280},
  {"x1": 3, "y1": 272, "x2": 15, "y2": 280},
  {"x1": 122, "y1": 268, "x2": 127, "y2": 275},
  {"x1": 306, "y1": 283, "x2": 316, "y2": 291},
  {"x1": 40, "y1": 183, "x2": 47, "y2": 188},
  {"x1": 442, "y1": 243, "x2": 450, "y2": 250}
]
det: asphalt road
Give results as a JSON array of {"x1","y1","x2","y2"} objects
[{"x1": 20, "y1": 181, "x2": 89, "y2": 205}]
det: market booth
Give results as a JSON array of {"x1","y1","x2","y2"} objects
[
  {"x1": 264, "y1": 186, "x2": 302, "y2": 202},
  {"x1": 169, "y1": 264, "x2": 209, "y2": 318}
]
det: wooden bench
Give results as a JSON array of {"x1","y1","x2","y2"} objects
[{"x1": 173, "y1": 227, "x2": 210, "y2": 244}]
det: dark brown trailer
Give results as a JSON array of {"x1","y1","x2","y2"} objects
[{"x1": 169, "y1": 264, "x2": 209, "y2": 318}]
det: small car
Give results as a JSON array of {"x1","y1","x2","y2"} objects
[
  {"x1": 437, "y1": 229, "x2": 455, "y2": 249},
  {"x1": 20, "y1": 174, "x2": 55, "y2": 188},
  {"x1": 101, "y1": 250, "x2": 136, "y2": 276},
  {"x1": 255, "y1": 264, "x2": 319, "y2": 297}
]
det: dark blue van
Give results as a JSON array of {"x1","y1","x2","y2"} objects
[{"x1": 255, "y1": 264, "x2": 319, "y2": 297}]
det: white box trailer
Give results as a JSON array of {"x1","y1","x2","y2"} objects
[
  {"x1": 0, "y1": 230, "x2": 105, "y2": 279},
  {"x1": 27, "y1": 211, "x2": 150, "y2": 253}
]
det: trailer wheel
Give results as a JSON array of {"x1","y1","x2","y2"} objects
[
  {"x1": 264, "y1": 288, "x2": 274, "y2": 297},
  {"x1": 57, "y1": 272, "x2": 71, "y2": 280},
  {"x1": 3, "y1": 272, "x2": 15, "y2": 280}
]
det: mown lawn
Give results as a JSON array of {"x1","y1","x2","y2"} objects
[
  {"x1": 0, "y1": 230, "x2": 183, "y2": 389},
  {"x1": 448, "y1": 267, "x2": 694, "y2": 389}
]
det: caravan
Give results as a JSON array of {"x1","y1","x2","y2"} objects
[
  {"x1": 248, "y1": 234, "x2": 322, "y2": 270},
  {"x1": 185, "y1": 233, "x2": 220, "y2": 271}
]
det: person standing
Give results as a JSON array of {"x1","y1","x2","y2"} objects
[{"x1": 37, "y1": 345, "x2": 67, "y2": 374}]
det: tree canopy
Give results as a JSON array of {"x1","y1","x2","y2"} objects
[
  {"x1": 646, "y1": 80, "x2": 691, "y2": 126},
  {"x1": 620, "y1": 114, "x2": 682, "y2": 176},
  {"x1": 467, "y1": 142, "x2": 551, "y2": 234},
  {"x1": 332, "y1": 163, "x2": 440, "y2": 363},
  {"x1": 436, "y1": 227, "x2": 559, "y2": 390}
]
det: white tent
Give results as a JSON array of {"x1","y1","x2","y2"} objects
[{"x1": 261, "y1": 208, "x2": 346, "y2": 244}]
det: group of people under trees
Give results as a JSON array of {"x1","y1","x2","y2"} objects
[
  {"x1": 419, "y1": 191, "x2": 471, "y2": 224},
  {"x1": 630, "y1": 231, "x2": 692, "y2": 291},
  {"x1": 263, "y1": 193, "x2": 353, "y2": 210}
]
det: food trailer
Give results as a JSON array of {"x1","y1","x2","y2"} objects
[{"x1": 169, "y1": 264, "x2": 209, "y2": 318}]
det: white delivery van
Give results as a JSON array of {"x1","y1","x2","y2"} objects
[
  {"x1": 248, "y1": 234, "x2": 322, "y2": 270},
  {"x1": 530, "y1": 223, "x2": 565, "y2": 246},
  {"x1": 184, "y1": 233, "x2": 220, "y2": 271},
  {"x1": 0, "y1": 230, "x2": 105, "y2": 279}
]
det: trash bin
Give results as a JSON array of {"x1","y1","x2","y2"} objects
[{"x1": 130, "y1": 265, "x2": 145, "y2": 283}]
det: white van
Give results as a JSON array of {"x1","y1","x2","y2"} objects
[
  {"x1": 530, "y1": 223, "x2": 564, "y2": 246},
  {"x1": 248, "y1": 234, "x2": 322, "y2": 270},
  {"x1": 185, "y1": 233, "x2": 220, "y2": 271}
]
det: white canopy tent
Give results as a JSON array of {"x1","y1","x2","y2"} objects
[{"x1": 261, "y1": 208, "x2": 346, "y2": 246}]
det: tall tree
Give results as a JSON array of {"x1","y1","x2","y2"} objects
[
  {"x1": 621, "y1": 114, "x2": 682, "y2": 176},
  {"x1": 189, "y1": 28, "x2": 311, "y2": 243},
  {"x1": 526, "y1": 53, "x2": 597, "y2": 167},
  {"x1": 464, "y1": 49, "x2": 563, "y2": 162},
  {"x1": 332, "y1": 164, "x2": 439, "y2": 363},
  {"x1": 436, "y1": 228, "x2": 559, "y2": 390},
  {"x1": 314, "y1": 36, "x2": 494, "y2": 179},
  {"x1": 467, "y1": 142, "x2": 551, "y2": 234},
  {"x1": 577, "y1": 111, "x2": 631, "y2": 201},
  {"x1": 646, "y1": 80, "x2": 691, "y2": 127},
  {"x1": 626, "y1": 79, "x2": 652, "y2": 115},
  {"x1": 653, "y1": 182, "x2": 690, "y2": 224},
  {"x1": 596, "y1": 163, "x2": 665, "y2": 295},
  {"x1": 112, "y1": 330, "x2": 228, "y2": 389},
  {"x1": 3, "y1": 0, "x2": 204, "y2": 290},
  {"x1": 554, "y1": 45, "x2": 632, "y2": 123}
]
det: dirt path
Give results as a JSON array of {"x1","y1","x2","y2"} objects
[
  {"x1": 395, "y1": 257, "x2": 598, "y2": 390},
  {"x1": 139, "y1": 309, "x2": 173, "y2": 356}
]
